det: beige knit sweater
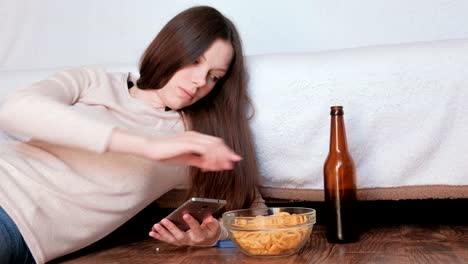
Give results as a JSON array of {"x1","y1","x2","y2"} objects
[{"x1": 0, "y1": 66, "x2": 190, "y2": 263}]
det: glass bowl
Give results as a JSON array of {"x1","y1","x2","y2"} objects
[{"x1": 222, "y1": 207, "x2": 316, "y2": 257}]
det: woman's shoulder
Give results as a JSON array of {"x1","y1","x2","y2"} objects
[
  {"x1": 45, "y1": 65, "x2": 138, "y2": 99},
  {"x1": 73, "y1": 66, "x2": 136, "y2": 92},
  {"x1": 90, "y1": 65, "x2": 140, "y2": 88},
  {"x1": 41, "y1": 65, "x2": 112, "y2": 87},
  {"x1": 55, "y1": 65, "x2": 135, "y2": 82}
]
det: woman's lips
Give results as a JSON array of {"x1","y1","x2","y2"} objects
[{"x1": 179, "y1": 87, "x2": 195, "y2": 100}]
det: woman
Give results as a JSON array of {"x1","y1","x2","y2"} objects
[{"x1": 0, "y1": 6, "x2": 263, "y2": 264}]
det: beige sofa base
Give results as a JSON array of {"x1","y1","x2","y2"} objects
[{"x1": 154, "y1": 185, "x2": 468, "y2": 208}]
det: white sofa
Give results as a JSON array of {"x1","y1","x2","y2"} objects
[{"x1": 1, "y1": 38, "x2": 468, "y2": 202}]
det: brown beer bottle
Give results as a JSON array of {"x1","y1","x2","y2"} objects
[{"x1": 323, "y1": 106, "x2": 359, "y2": 243}]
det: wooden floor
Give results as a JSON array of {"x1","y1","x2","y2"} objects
[{"x1": 51, "y1": 199, "x2": 468, "y2": 264}]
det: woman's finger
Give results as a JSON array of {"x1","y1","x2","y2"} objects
[
  {"x1": 184, "y1": 133, "x2": 241, "y2": 161},
  {"x1": 150, "y1": 223, "x2": 179, "y2": 245},
  {"x1": 183, "y1": 214, "x2": 204, "y2": 239},
  {"x1": 201, "y1": 216, "x2": 220, "y2": 234},
  {"x1": 160, "y1": 218, "x2": 187, "y2": 242},
  {"x1": 152, "y1": 131, "x2": 243, "y2": 171}
]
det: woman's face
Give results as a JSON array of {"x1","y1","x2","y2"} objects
[{"x1": 157, "y1": 38, "x2": 234, "y2": 110}]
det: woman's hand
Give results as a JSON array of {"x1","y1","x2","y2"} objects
[
  {"x1": 144, "y1": 131, "x2": 241, "y2": 171},
  {"x1": 108, "y1": 129, "x2": 242, "y2": 171},
  {"x1": 149, "y1": 214, "x2": 221, "y2": 246}
]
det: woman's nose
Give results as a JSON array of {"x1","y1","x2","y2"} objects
[{"x1": 191, "y1": 68, "x2": 207, "y2": 87}]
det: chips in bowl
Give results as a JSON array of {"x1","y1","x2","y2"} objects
[{"x1": 223, "y1": 207, "x2": 316, "y2": 256}]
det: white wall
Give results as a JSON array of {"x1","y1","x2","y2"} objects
[{"x1": 1, "y1": 0, "x2": 468, "y2": 70}]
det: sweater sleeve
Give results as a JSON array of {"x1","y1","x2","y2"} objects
[{"x1": 0, "y1": 67, "x2": 115, "y2": 153}]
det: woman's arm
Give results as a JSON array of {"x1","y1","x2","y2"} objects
[
  {"x1": 0, "y1": 66, "x2": 242, "y2": 170},
  {"x1": 0, "y1": 67, "x2": 114, "y2": 153}
]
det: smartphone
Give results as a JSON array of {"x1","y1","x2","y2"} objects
[{"x1": 164, "y1": 197, "x2": 227, "y2": 231}]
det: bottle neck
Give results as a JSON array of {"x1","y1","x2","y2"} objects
[{"x1": 329, "y1": 114, "x2": 349, "y2": 153}]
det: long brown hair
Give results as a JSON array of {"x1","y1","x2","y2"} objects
[{"x1": 137, "y1": 6, "x2": 258, "y2": 211}]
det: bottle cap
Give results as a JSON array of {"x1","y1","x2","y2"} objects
[{"x1": 330, "y1": 106, "x2": 344, "y2": 115}]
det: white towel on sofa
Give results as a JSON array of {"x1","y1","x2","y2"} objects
[{"x1": 248, "y1": 39, "x2": 468, "y2": 190}]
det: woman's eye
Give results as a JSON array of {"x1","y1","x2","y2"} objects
[
  {"x1": 210, "y1": 75, "x2": 220, "y2": 82},
  {"x1": 193, "y1": 59, "x2": 200, "y2": 65}
]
